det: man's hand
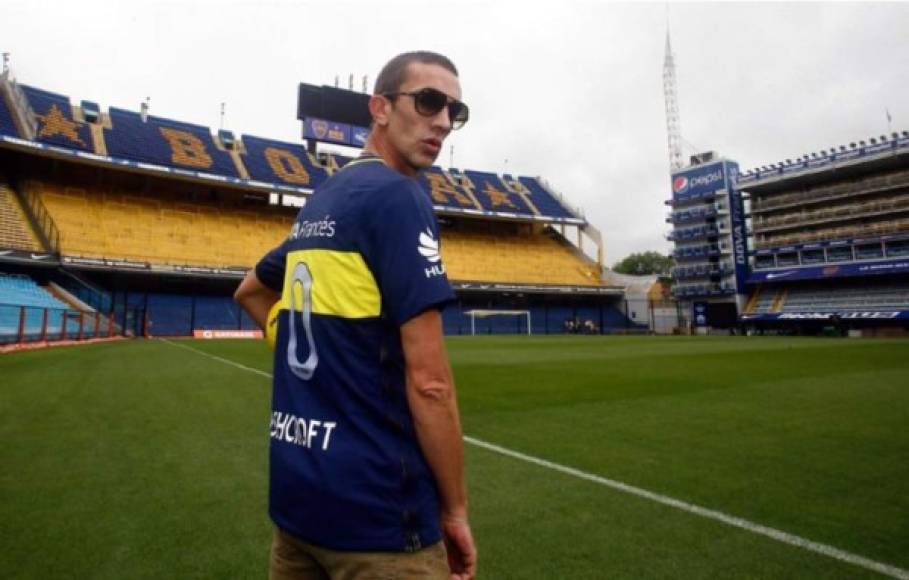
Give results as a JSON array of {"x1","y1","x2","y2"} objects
[{"x1": 442, "y1": 515, "x2": 477, "y2": 580}]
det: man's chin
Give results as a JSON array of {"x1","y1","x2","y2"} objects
[{"x1": 408, "y1": 152, "x2": 438, "y2": 171}]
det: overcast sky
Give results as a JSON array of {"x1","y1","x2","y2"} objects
[{"x1": 3, "y1": 0, "x2": 908, "y2": 264}]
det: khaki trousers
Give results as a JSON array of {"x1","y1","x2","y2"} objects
[{"x1": 269, "y1": 526, "x2": 449, "y2": 580}]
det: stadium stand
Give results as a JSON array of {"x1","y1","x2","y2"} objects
[
  {"x1": 3, "y1": 81, "x2": 587, "y2": 225},
  {"x1": 746, "y1": 282, "x2": 909, "y2": 314},
  {"x1": 0, "y1": 272, "x2": 67, "y2": 308},
  {"x1": 0, "y1": 273, "x2": 69, "y2": 342},
  {"x1": 0, "y1": 76, "x2": 628, "y2": 339},
  {"x1": 31, "y1": 177, "x2": 291, "y2": 268},
  {"x1": 105, "y1": 108, "x2": 239, "y2": 177},
  {"x1": 517, "y1": 176, "x2": 576, "y2": 220},
  {"x1": 462, "y1": 170, "x2": 535, "y2": 215},
  {"x1": 740, "y1": 133, "x2": 909, "y2": 333},
  {"x1": 0, "y1": 181, "x2": 41, "y2": 251},
  {"x1": 779, "y1": 284, "x2": 909, "y2": 313},
  {"x1": 30, "y1": 170, "x2": 602, "y2": 287},
  {"x1": 0, "y1": 90, "x2": 19, "y2": 137},
  {"x1": 750, "y1": 167, "x2": 909, "y2": 252},
  {"x1": 240, "y1": 135, "x2": 329, "y2": 189},
  {"x1": 19, "y1": 86, "x2": 93, "y2": 152},
  {"x1": 441, "y1": 220, "x2": 600, "y2": 286},
  {"x1": 418, "y1": 167, "x2": 481, "y2": 210}
]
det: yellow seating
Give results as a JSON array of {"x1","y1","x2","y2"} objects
[
  {"x1": 0, "y1": 184, "x2": 43, "y2": 252},
  {"x1": 441, "y1": 224, "x2": 601, "y2": 286},
  {"x1": 31, "y1": 178, "x2": 600, "y2": 286},
  {"x1": 33, "y1": 179, "x2": 291, "y2": 268}
]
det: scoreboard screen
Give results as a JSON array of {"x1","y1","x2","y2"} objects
[{"x1": 297, "y1": 83, "x2": 371, "y2": 128}]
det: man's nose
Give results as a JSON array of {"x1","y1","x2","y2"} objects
[{"x1": 431, "y1": 106, "x2": 452, "y2": 134}]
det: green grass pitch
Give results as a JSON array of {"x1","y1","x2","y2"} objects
[{"x1": 2, "y1": 336, "x2": 908, "y2": 579}]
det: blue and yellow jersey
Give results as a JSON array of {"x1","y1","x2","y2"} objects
[{"x1": 255, "y1": 154, "x2": 455, "y2": 552}]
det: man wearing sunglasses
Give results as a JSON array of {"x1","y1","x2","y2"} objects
[{"x1": 236, "y1": 51, "x2": 476, "y2": 580}]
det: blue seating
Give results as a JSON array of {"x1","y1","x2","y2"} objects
[
  {"x1": 105, "y1": 108, "x2": 238, "y2": 177},
  {"x1": 0, "y1": 91, "x2": 19, "y2": 137},
  {"x1": 464, "y1": 170, "x2": 535, "y2": 215},
  {"x1": 516, "y1": 177, "x2": 575, "y2": 219},
  {"x1": 241, "y1": 135, "x2": 328, "y2": 189},
  {"x1": 20, "y1": 85, "x2": 93, "y2": 151},
  {"x1": 0, "y1": 273, "x2": 68, "y2": 309},
  {"x1": 0, "y1": 273, "x2": 70, "y2": 341}
]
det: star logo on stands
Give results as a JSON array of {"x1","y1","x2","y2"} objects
[
  {"x1": 418, "y1": 229, "x2": 440, "y2": 263},
  {"x1": 35, "y1": 104, "x2": 86, "y2": 147}
]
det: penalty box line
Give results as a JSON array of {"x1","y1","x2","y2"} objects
[{"x1": 160, "y1": 338, "x2": 909, "y2": 580}]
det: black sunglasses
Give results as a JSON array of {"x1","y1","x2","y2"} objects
[{"x1": 383, "y1": 88, "x2": 469, "y2": 130}]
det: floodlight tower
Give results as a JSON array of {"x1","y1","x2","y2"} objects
[{"x1": 663, "y1": 28, "x2": 683, "y2": 171}]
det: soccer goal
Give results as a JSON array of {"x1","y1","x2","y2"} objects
[{"x1": 463, "y1": 309, "x2": 532, "y2": 336}]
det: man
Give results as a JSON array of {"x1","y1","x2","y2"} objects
[{"x1": 234, "y1": 51, "x2": 477, "y2": 580}]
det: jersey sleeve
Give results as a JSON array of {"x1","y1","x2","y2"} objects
[
  {"x1": 255, "y1": 238, "x2": 290, "y2": 292},
  {"x1": 360, "y1": 179, "x2": 455, "y2": 326}
]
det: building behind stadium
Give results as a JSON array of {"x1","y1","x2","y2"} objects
[{"x1": 667, "y1": 136, "x2": 909, "y2": 336}]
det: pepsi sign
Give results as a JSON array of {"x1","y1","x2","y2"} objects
[{"x1": 670, "y1": 162, "x2": 726, "y2": 201}]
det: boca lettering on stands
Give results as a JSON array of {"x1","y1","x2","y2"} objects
[
  {"x1": 159, "y1": 128, "x2": 214, "y2": 169},
  {"x1": 265, "y1": 147, "x2": 311, "y2": 185}
]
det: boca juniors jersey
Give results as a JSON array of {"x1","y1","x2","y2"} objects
[{"x1": 255, "y1": 155, "x2": 455, "y2": 552}]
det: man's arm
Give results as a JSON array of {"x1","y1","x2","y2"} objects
[
  {"x1": 234, "y1": 270, "x2": 280, "y2": 330},
  {"x1": 401, "y1": 309, "x2": 476, "y2": 580}
]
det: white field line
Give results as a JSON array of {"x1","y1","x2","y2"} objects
[
  {"x1": 160, "y1": 338, "x2": 272, "y2": 378},
  {"x1": 160, "y1": 338, "x2": 909, "y2": 580}
]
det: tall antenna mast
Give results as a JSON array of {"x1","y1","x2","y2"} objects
[{"x1": 663, "y1": 23, "x2": 683, "y2": 171}]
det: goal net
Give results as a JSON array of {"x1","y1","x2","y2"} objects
[{"x1": 463, "y1": 309, "x2": 532, "y2": 336}]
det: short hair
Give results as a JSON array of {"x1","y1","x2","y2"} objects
[{"x1": 373, "y1": 51, "x2": 458, "y2": 95}]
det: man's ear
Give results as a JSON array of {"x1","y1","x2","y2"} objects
[{"x1": 368, "y1": 94, "x2": 390, "y2": 127}]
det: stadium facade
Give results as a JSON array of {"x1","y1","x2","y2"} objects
[
  {"x1": 667, "y1": 155, "x2": 748, "y2": 330},
  {"x1": 667, "y1": 135, "x2": 909, "y2": 335},
  {"x1": 0, "y1": 68, "x2": 654, "y2": 346},
  {"x1": 738, "y1": 134, "x2": 909, "y2": 335}
]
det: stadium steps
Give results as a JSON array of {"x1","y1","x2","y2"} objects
[
  {"x1": 770, "y1": 289, "x2": 788, "y2": 313},
  {"x1": 500, "y1": 176, "x2": 542, "y2": 216},
  {"x1": 515, "y1": 188, "x2": 541, "y2": 216},
  {"x1": 544, "y1": 225, "x2": 602, "y2": 282},
  {"x1": 227, "y1": 148, "x2": 250, "y2": 180},
  {"x1": 56, "y1": 268, "x2": 113, "y2": 313},
  {"x1": 0, "y1": 78, "x2": 36, "y2": 140},
  {"x1": 46, "y1": 281, "x2": 95, "y2": 313},
  {"x1": 744, "y1": 287, "x2": 762, "y2": 314},
  {"x1": 45, "y1": 280, "x2": 120, "y2": 335},
  {"x1": 87, "y1": 122, "x2": 108, "y2": 156},
  {"x1": 0, "y1": 182, "x2": 43, "y2": 251}
]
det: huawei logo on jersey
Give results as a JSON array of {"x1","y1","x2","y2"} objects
[
  {"x1": 418, "y1": 229, "x2": 441, "y2": 262},
  {"x1": 418, "y1": 229, "x2": 446, "y2": 278}
]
